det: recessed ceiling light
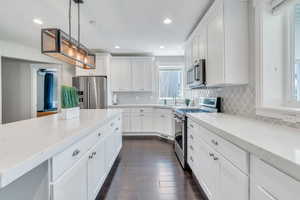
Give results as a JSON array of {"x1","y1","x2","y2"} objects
[
  {"x1": 160, "y1": 46, "x2": 165, "y2": 49},
  {"x1": 33, "y1": 18, "x2": 43, "y2": 25},
  {"x1": 115, "y1": 45, "x2": 120, "y2": 49},
  {"x1": 163, "y1": 18, "x2": 172, "y2": 24}
]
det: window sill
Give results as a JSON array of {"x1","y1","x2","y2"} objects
[{"x1": 256, "y1": 106, "x2": 300, "y2": 123}]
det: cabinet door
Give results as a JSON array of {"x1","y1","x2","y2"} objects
[
  {"x1": 130, "y1": 113, "x2": 142, "y2": 132},
  {"x1": 163, "y1": 116, "x2": 173, "y2": 138},
  {"x1": 111, "y1": 59, "x2": 131, "y2": 91},
  {"x1": 207, "y1": 7, "x2": 224, "y2": 86},
  {"x1": 87, "y1": 139, "x2": 106, "y2": 200},
  {"x1": 143, "y1": 61, "x2": 153, "y2": 91},
  {"x1": 192, "y1": 36, "x2": 199, "y2": 63},
  {"x1": 131, "y1": 60, "x2": 145, "y2": 91},
  {"x1": 95, "y1": 57, "x2": 106, "y2": 75},
  {"x1": 198, "y1": 28, "x2": 208, "y2": 60},
  {"x1": 52, "y1": 155, "x2": 88, "y2": 200},
  {"x1": 122, "y1": 113, "x2": 131, "y2": 133},
  {"x1": 104, "y1": 134, "x2": 115, "y2": 170},
  {"x1": 195, "y1": 138, "x2": 219, "y2": 200},
  {"x1": 76, "y1": 68, "x2": 95, "y2": 76},
  {"x1": 219, "y1": 156, "x2": 248, "y2": 200},
  {"x1": 141, "y1": 113, "x2": 153, "y2": 132}
]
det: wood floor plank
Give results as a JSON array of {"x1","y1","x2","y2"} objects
[{"x1": 97, "y1": 138, "x2": 205, "y2": 200}]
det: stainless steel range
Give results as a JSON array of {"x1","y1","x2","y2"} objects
[{"x1": 173, "y1": 97, "x2": 221, "y2": 169}]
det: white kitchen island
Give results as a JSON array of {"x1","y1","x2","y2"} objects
[{"x1": 0, "y1": 109, "x2": 122, "y2": 200}]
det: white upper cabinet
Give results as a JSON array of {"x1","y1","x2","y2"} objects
[
  {"x1": 110, "y1": 57, "x2": 154, "y2": 92},
  {"x1": 132, "y1": 60, "x2": 145, "y2": 91},
  {"x1": 192, "y1": 36, "x2": 199, "y2": 64},
  {"x1": 186, "y1": 0, "x2": 249, "y2": 87},
  {"x1": 111, "y1": 59, "x2": 132, "y2": 91},
  {"x1": 207, "y1": 5, "x2": 225, "y2": 86},
  {"x1": 76, "y1": 53, "x2": 111, "y2": 76}
]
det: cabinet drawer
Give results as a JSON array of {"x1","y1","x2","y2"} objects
[
  {"x1": 52, "y1": 133, "x2": 96, "y2": 181},
  {"x1": 252, "y1": 157, "x2": 300, "y2": 200},
  {"x1": 131, "y1": 108, "x2": 153, "y2": 113},
  {"x1": 189, "y1": 119, "x2": 249, "y2": 174}
]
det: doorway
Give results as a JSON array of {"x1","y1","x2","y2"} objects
[{"x1": 36, "y1": 68, "x2": 58, "y2": 117}]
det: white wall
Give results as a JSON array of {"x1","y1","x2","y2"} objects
[{"x1": 2, "y1": 58, "x2": 33, "y2": 123}]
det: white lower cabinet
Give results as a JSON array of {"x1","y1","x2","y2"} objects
[
  {"x1": 122, "y1": 112, "x2": 131, "y2": 133},
  {"x1": 122, "y1": 107, "x2": 173, "y2": 138},
  {"x1": 88, "y1": 139, "x2": 105, "y2": 200},
  {"x1": 52, "y1": 154, "x2": 88, "y2": 200},
  {"x1": 219, "y1": 155, "x2": 248, "y2": 200},
  {"x1": 251, "y1": 156, "x2": 300, "y2": 200},
  {"x1": 187, "y1": 118, "x2": 249, "y2": 200},
  {"x1": 51, "y1": 115, "x2": 122, "y2": 200}
]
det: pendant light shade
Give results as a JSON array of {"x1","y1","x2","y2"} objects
[{"x1": 42, "y1": 28, "x2": 96, "y2": 69}]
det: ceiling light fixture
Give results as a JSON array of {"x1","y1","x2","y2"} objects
[
  {"x1": 33, "y1": 18, "x2": 43, "y2": 25},
  {"x1": 163, "y1": 18, "x2": 172, "y2": 24},
  {"x1": 160, "y1": 46, "x2": 165, "y2": 49},
  {"x1": 115, "y1": 46, "x2": 120, "y2": 49},
  {"x1": 41, "y1": 0, "x2": 96, "y2": 69}
]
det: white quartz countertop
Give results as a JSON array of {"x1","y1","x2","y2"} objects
[
  {"x1": 187, "y1": 113, "x2": 300, "y2": 180},
  {"x1": 108, "y1": 104, "x2": 173, "y2": 109},
  {"x1": 108, "y1": 104, "x2": 199, "y2": 110},
  {"x1": 0, "y1": 109, "x2": 121, "y2": 188}
]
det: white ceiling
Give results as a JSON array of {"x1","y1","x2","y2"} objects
[{"x1": 0, "y1": 0, "x2": 212, "y2": 56}]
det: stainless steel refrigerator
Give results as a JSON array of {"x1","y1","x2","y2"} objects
[{"x1": 72, "y1": 76, "x2": 107, "y2": 109}]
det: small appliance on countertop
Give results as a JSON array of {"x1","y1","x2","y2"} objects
[{"x1": 173, "y1": 97, "x2": 221, "y2": 169}]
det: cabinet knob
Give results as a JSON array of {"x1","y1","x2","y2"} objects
[
  {"x1": 72, "y1": 149, "x2": 80, "y2": 157},
  {"x1": 115, "y1": 127, "x2": 119, "y2": 132},
  {"x1": 110, "y1": 122, "x2": 114, "y2": 127},
  {"x1": 98, "y1": 133, "x2": 102, "y2": 137}
]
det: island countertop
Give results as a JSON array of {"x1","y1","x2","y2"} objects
[
  {"x1": 187, "y1": 113, "x2": 300, "y2": 180},
  {"x1": 0, "y1": 109, "x2": 122, "y2": 188}
]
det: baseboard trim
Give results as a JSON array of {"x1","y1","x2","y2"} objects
[
  {"x1": 123, "y1": 132, "x2": 174, "y2": 141},
  {"x1": 123, "y1": 135, "x2": 174, "y2": 144}
]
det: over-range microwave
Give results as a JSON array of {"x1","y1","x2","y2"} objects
[{"x1": 187, "y1": 59, "x2": 206, "y2": 88}]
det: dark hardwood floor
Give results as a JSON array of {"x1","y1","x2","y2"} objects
[{"x1": 97, "y1": 137, "x2": 205, "y2": 200}]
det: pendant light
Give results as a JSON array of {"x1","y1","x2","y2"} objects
[{"x1": 41, "y1": 0, "x2": 96, "y2": 69}]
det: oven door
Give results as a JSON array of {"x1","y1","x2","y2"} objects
[
  {"x1": 174, "y1": 115, "x2": 184, "y2": 148},
  {"x1": 174, "y1": 114, "x2": 186, "y2": 168}
]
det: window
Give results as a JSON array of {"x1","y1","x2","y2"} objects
[
  {"x1": 255, "y1": 0, "x2": 300, "y2": 120},
  {"x1": 159, "y1": 67, "x2": 183, "y2": 99},
  {"x1": 292, "y1": 3, "x2": 300, "y2": 101}
]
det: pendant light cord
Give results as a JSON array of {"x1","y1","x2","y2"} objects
[
  {"x1": 78, "y1": 2, "x2": 80, "y2": 47},
  {"x1": 69, "y1": 0, "x2": 72, "y2": 42}
]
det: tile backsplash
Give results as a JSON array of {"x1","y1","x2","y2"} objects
[{"x1": 185, "y1": 85, "x2": 300, "y2": 129}]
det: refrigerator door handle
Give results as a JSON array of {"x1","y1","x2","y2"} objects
[{"x1": 87, "y1": 81, "x2": 90, "y2": 109}]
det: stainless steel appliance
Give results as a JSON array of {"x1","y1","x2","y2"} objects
[
  {"x1": 72, "y1": 76, "x2": 107, "y2": 109},
  {"x1": 187, "y1": 59, "x2": 206, "y2": 88},
  {"x1": 174, "y1": 97, "x2": 221, "y2": 169}
]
